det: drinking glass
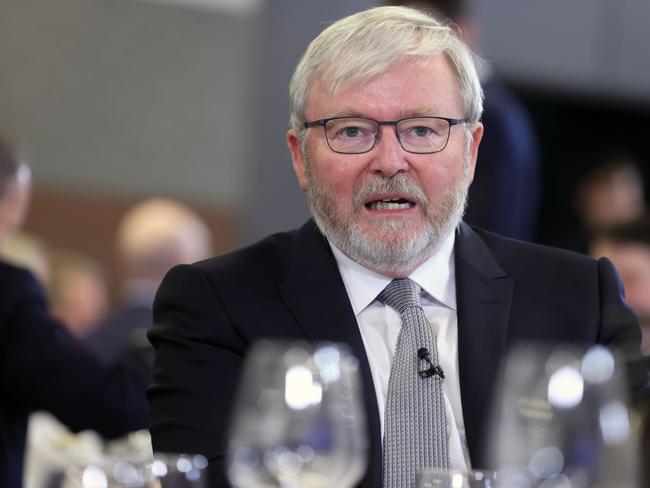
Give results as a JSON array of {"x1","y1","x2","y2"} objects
[
  {"x1": 60, "y1": 452, "x2": 209, "y2": 488},
  {"x1": 227, "y1": 340, "x2": 368, "y2": 488},
  {"x1": 417, "y1": 469, "x2": 498, "y2": 488},
  {"x1": 487, "y1": 344, "x2": 641, "y2": 488}
]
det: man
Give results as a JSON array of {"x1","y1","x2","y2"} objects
[
  {"x1": 148, "y1": 7, "x2": 640, "y2": 488},
  {"x1": 0, "y1": 135, "x2": 150, "y2": 488},
  {"x1": 391, "y1": 0, "x2": 541, "y2": 241},
  {"x1": 83, "y1": 197, "x2": 213, "y2": 365}
]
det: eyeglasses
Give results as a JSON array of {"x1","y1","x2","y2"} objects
[{"x1": 303, "y1": 116, "x2": 469, "y2": 155}]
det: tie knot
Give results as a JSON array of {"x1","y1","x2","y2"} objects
[{"x1": 377, "y1": 278, "x2": 422, "y2": 314}]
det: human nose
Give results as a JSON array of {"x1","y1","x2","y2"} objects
[{"x1": 367, "y1": 125, "x2": 409, "y2": 177}]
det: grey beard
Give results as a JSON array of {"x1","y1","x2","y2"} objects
[{"x1": 305, "y1": 164, "x2": 470, "y2": 276}]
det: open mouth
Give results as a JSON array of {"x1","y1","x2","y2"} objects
[{"x1": 365, "y1": 197, "x2": 415, "y2": 211}]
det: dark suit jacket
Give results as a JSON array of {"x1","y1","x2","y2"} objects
[
  {"x1": 148, "y1": 220, "x2": 640, "y2": 487},
  {"x1": 83, "y1": 303, "x2": 153, "y2": 366},
  {"x1": 0, "y1": 261, "x2": 150, "y2": 488}
]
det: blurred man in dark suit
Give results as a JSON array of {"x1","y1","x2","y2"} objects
[
  {"x1": 83, "y1": 198, "x2": 212, "y2": 365},
  {"x1": 392, "y1": 0, "x2": 541, "y2": 241},
  {"x1": 591, "y1": 217, "x2": 650, "y2": 353},
  {"x1": 0, "y1": 134, "x2": 150, "y2": 488},
  {"x1": 148, "y1": 7, "x2": 638, "y2": 487}
]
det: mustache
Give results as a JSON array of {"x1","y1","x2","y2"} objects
[{"x1": 353, "y1": 174, "x2": 428, "y2": 207}]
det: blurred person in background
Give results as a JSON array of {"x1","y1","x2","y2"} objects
[
  {"x1": 574, "y1": 150, "x2": 646, "y2": 251},
  {"x1": 24, "y1": 200, "x2": 210, "y2": 487},
  {"x1": 0, "y1": 133, "x2": 150, "y2": 488},
  {"x1": 390, "y1": 0, "x2": 541, "y2": 241},
  {"x1": 23, "y1": 251, "x2": 112, "y2": 488},
  {"x1": 49, "y1": 250, "x2": 110, "y2": 340},
  {"x1": 82, "y1": 198, "x2": 213, "y2": 366},
  {"x1": 591, "y1": 217, "x2": 650, "y2": 354}
]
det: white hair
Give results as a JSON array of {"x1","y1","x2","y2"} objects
[{"x1": 289, "y1": 6, "x2": 483, "y2": 135}]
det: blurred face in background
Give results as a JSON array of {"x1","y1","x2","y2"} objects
[
  {"x1": 288, "y1": 55, "x2": 482, "y2": 277},
  {"x1": 576, "y1": 163, "x2": 645, "y2": 233},
  {"x1": 50, "y1": 255, "x2": 109, "y2": 339}
]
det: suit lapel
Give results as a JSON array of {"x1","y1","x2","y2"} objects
[
  {"x1": 455, "y1": 223, "x2": 514, "y2": 468},
  {"x1": 278, "y1": 220, "x2": 382, "y2": 488},
  {"x1": 276, "y1": 221, "x2": 513, "y2": 479}
]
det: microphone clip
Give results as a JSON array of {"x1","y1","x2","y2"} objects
[{"x1": 417, "y1": 347, "x2": 445, "y2": 379}]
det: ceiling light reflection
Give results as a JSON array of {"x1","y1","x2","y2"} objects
[
  {"x1": 547, "y1": 366, "x2": 584, "y2": 409},
  {"x1": 599, "y1": 401, "x2": 631, "y2": 445},
  {"x1": 580, "y1": 346, "x2": 615, "y2": 384},
  {"x1": 285, "y1": 365, "x2": 322, "y2": 410}
]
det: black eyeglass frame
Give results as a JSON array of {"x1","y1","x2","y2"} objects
[{"x1": 303, "y1": 115, "x2": 470, "y2": 154}]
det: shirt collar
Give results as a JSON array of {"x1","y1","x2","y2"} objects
[{"x1": 329, "y1": 230, "x2": 457, "y2": 316}]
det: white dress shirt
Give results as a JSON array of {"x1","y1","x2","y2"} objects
[{"x1": 329, "y1": 232, "x2": 471, "y2": 471}]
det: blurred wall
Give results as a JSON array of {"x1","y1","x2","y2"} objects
[
  {"x1": 0, "y1": 0, "x2": 254, "y2": 205},
  {"x1": 475, "y1": 0, "x2": 650, "y2": 102}
]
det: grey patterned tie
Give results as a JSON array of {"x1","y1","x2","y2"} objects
[{"x1": 379, "y1": 278, "x2": 449, "y2": 488}]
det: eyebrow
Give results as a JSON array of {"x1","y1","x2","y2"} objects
[{"x1": 322, "y1": 106, "x2": 445, "y2": 120}]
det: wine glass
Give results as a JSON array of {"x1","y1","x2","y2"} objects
[
  {"x1": 60, "y1": 452, "x2": 209, "y2": 487},
  {"x1": 417, "y1": 469, "x2": 498, "y2": 488},
  {"x1": 486, "y1": 344, "x2": 641, "y2": 488},
  {"x1": 227, "y1": 340, "x2": 368, "y2": 488}
]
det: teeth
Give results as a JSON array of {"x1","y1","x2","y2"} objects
[{"x1": 368, "y1": 200, "x2": 413, "y2": 210}]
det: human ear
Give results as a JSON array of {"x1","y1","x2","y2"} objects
[{"x1": 287, "y1": 129, "x2": 308, "y2": 192}]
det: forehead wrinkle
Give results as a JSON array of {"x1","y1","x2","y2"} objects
[
  {"x1": 315, "y1": 105, "x2": 446, "y2": 121},
  {"x1": 399, "y1": 106, "x2": 446, "y2": 118},
  {"x1": 326, "y1": 109, "x2": 368, "y2": 118}
]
